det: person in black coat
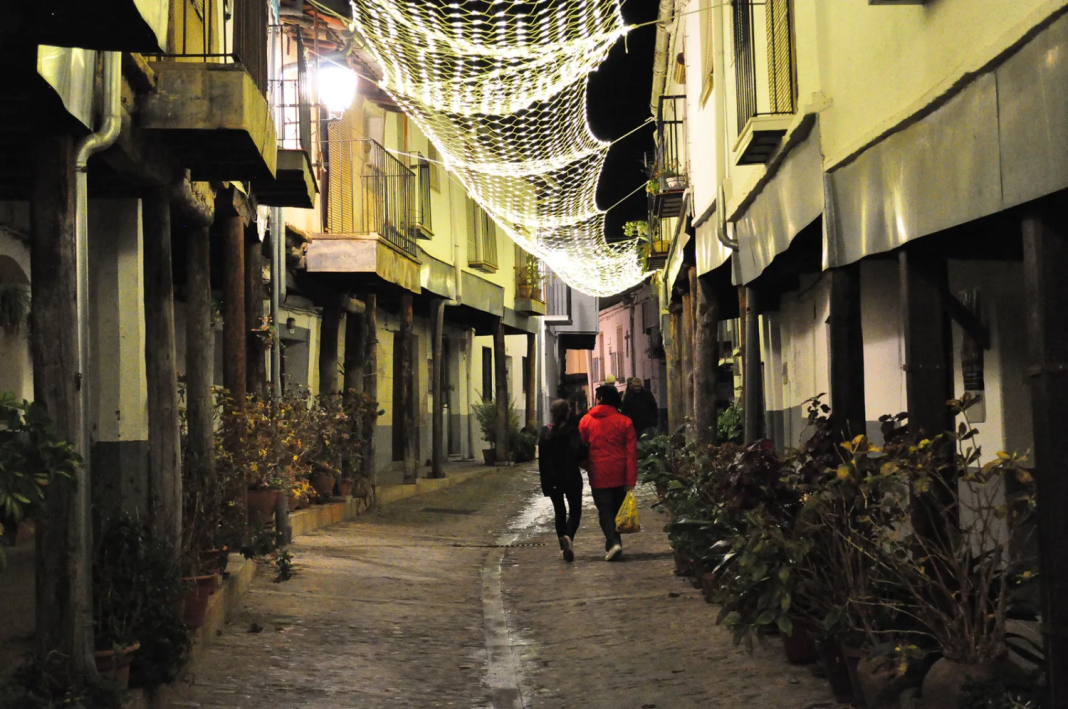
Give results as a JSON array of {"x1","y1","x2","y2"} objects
[
  {"x1": 621, "y1": 377, "x2": 659, "y2": 438},
  {"x1": 538, "y1": 399, "x2": 585, "y2": 562}
]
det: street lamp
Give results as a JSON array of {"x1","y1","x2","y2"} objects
[{"x1": 318, "y1": 63, "x2": 358, "y2": 117}]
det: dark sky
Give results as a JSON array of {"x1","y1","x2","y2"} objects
[{"x1": 588, "y1": 0, "x2": 660, "y2": 243}]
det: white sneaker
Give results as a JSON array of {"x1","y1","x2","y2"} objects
[
  {"x1": 561, "y1": 536, "x2": 574, "y2": 563},
  {"x1": 605, "y1": 544, "x2": 622, "y2": 561}
]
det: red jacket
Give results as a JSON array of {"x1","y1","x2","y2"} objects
[{"x1": 578, "y1": 405, "x2": 638, "y2": 489}]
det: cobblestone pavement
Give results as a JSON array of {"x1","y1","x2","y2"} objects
[{"x1": 165, "y1": 466, "x2": 842, "y2": 709}]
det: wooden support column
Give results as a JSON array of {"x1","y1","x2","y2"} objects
[
  {"x1": 680, "y1": 278, "x2": 695, "y2": 430},
  {"x1": 400, "y1": 293, "x2": 417, "y2": 483},
  {"x1": 185, "y1": 225, "x2": 215, "y2": 509},
  {"x1": 30, "y1": 133, "x2": 90, "y2": 681},
  {"x1": 362, "y1": 294, "x2": 378, "y2": 488},
  {"x1": 494, "y1": 317, "x2": 510, "y2": 463},
  {"x1": 743, "y1": 287, "x2": 763, "y2": 443},
  {"x1": 1022, "y1": 205, "x2": 1068, "y2": 707},
  {"x1": 318, "y1": 304, "x2": 341, "y2": 398},
  {"x1": 245, "y1": 238, "x2": 266, "y2": 399},
  {"x1": 142, "y1": 188, "x2": 181, "y2": 556},
  {"x1": 525, "y1": 332, "x2": 537, "y2": 430},
  {"x1": 667, "y1": 303, "x2": 683, "y2": 433},
  {"x1": 829, "y1": 263, "x2": 867, "y2": 441},
  {"x1": 899, "y1": 249, "x2": 952, "y2": 439},
  {"x1": 694, "y1": 274, "x2": 721, "y2": 447},
  {"x1": 343, "y1": 310, "x2": 366, "y2": 395},
  {"x1": 222, "y1": 216, "x2": 246, "y2": 408},
  {"x1": 431, "y1": 299, "x2": 446, "y2": 478}
]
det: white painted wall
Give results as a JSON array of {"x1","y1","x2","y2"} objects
[{"x1": 860, "y1": 260, "x2": 907, "y2": 428}]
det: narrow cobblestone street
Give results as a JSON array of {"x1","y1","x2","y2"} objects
[{"x1": 165, "y1": 467, "x2": 839, "y2": 709}]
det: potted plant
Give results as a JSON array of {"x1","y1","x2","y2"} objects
[
  {"x1": 473, "y1": 396, "x2": 520, "y2": 465},
  {"x1": 0, "y1": 394, "x2": 80, "y2": 570},
  {"x1": 517, "y1": 253, "x2": 543, "y2": 300},
  {"x1": 93, "y1": 517, "x2": 188, "y2": 690}
]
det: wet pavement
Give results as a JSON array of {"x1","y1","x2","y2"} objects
[{"x1": 164, "y1": 465, "x2": 840, "y2": 708}]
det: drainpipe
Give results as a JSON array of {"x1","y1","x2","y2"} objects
[
  {"x1": 73, "y1": 50, "x2": 122, "y2": 669},
  {"x1": 649, "y1": 0, "x2": 676, "y2": 116},
  {"x1": 713, "y1": 3, "x2": 739, "y2": 252}
]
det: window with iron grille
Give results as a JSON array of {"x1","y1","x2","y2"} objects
[
  {"x1": 733, "y1": 0, "x2": 796, "y2": 134},
  {"x1": 427, "y1": 143, "x2": 442, "y2": 192},
  {"x1": 467, "y1": 198, "x2": 499, "y2": 273}
]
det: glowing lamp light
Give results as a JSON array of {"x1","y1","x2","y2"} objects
[{"x1": 318, "y1": 64, "x2": 358, "y2": 117}]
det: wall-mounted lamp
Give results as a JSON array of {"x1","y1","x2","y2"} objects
[
  {"x1": 286, "y1": 317, "x2": 296, "y2": 334},
  {"x1": 318, "y1": 63, "x2": 358, "y2": 118}
]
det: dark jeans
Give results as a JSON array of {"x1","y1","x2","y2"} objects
[
  {"x1": 591, "y1": 486, "x2": 628, "y2": 552},
  {"x1": 548, "y1": 489, "x2": 582, "y2": 540}
]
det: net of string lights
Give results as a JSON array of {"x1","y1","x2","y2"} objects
[{"x1": 350, "y1": 0, "x2": 652, "y2": 297}]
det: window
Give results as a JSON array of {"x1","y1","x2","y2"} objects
[
  {"x1": 467, "y1": 197, "x2": 499, "y2": 272},
  {"x1": 592, "y1": 357, "x2": 601, "y2": 384},
  {"x1": 427, "y1": 143, "x2": 442, "y2": 192},
  {"x1": 700, "y1": 0, "x2": 715, "y2": 105},
  {"x1": 413, "y1": 153, "x2": 433, "y2": 236},
  {"x1": 733, "y1": 0, "x2": 795, "y2": 133},
  {"x1": 482, "y1": 346, "x2": 493, "y2": 401}
]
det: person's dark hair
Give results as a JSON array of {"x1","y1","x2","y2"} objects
[
  {"x1": 550, "y1": 399, "x2": 569, "y2": 426},
  {"x1": 567, "y1": 391, "x2": 588, "y2": 417},
  {"x1": 595, "y1": 385, "x2": 622, "y2": 408}
]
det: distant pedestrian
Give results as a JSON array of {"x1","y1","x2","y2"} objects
[
  {"x1": 566, "y1": 390, "x2": 589, "y2": 426},
  {"x1": 621, "y1": 377, "x2": 659, "y2": 439},
  {"x1": 538, "y1": 400, "x2": 585, "y2": 562},
  {"x1": 579, "y1": 385, "x2": 638, "y2": 561}
]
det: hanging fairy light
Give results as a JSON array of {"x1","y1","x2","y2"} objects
[{"x1": 350, "y1": 0, "x2": 649, "y2": 297}]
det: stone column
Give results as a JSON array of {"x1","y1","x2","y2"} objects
[
  {"x1": 245, "y1": 238, "x2": 266, "y2": 399},
  {"x1": 743, "y1": 287, "x2": 762, "y2": 443},
  {"x1": 829, "y1": 263, "x2": 866, "y2": 441}
]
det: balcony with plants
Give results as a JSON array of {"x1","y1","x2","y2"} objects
[
  {"x1": 648, "y1": 94, "x2": 689, "y2": 220},
  {"x1": 515, "y1": 251, "x2": 547, "y2": 316}
]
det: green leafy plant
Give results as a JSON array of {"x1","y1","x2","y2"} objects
[
  {"x1": 622, "y1": 220, "x2": 650, "y2": 240},
  {"x1": 0, "y1": 284, "x2": 31, "y2": 335},
  {"x1": 0, "y1": 393, "x2": 80, "y2": 571},
  {"x1": 0, "y1": 663, "x2": 125, "y2": 709},
  {"x1": 717, "y1": 404, "x2": 744, "y2": 444},
  {"x1": 472, "y1": 396, "x2": 520, "y2": 451}
]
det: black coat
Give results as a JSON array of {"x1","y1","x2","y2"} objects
[
  {"x1": 621, "y1": 388, "x2": 659, "y2": 434},
  {"x1": 537, "y1": 422, "x2": 585, "y2": 496}
]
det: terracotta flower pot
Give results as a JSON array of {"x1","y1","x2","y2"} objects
[
  {"x1": 181, "y1": 574, "x2": 218, "y2": 629},
  {"x1": 673, "y1": 550, "x2": 695, "y2": 577},
  {"x1": 339, "y1": 480, "x2": 353, "y2": 497},
  {"x1": 310, "y1": 472, "x2": 337, "y2": 498},
  {"x1": 817, "y1": 639, "x2": 858, "y2": 705},
  {"x1": 288, "y1": 492, "x2": 300, "y2": 512},
  {"x1": 922, "y1": 658, "x2": 999, "y2": 709},
  {"x1": 94, "y1": 642, "x2": 140, "y2": 690},
  {"x1": 699, "y1": 571, "x2": 718, "y2": 602},
  {"x1": 531, "y1": 287, "x2": 543, "y2": 301},
  {"x1": 298, "y1": 493, "x2": 311, "y2": 510},
  {"x1": 781, "y1": 620, "x2": 819, "y2": 665},
  {"x1": 247, "y1": 488, "x2": 280, "y2": 525},
  {"x1": 857, "y1": 656, "x2": 911, "y2": 709},
  {"x1": 482, "y1": 448, "x2": 497, "y2": 466},
  {"x1": 201, "y1": 546, "x2": 229, "y2": 575},
  {"x1": 518, "y1": 284, "x2": 533, "y2": 299}
]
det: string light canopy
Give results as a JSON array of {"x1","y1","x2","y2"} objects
[{"x1": 350, "y1": 0, "x2": 650, "y2": 297}]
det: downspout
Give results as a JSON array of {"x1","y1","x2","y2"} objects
[
  {"x1": 73, "y1": 50, "x2": 122, "y2": 669},
  {"x1": 649, "y1": 0, "x2": 676, "y2": 116},
  {"x1": 713, "y1": 2, "x2": 739, "y2": 251}
]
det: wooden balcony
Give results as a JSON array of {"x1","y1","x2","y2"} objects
[
  {"x1": 515, "y1": 297, "x2": 547, "y2": 316},
  {"x1": 305, "y1": 233, "x2": 421, "y2": 295},
  {"x1": 253, "y1": 149, "x2": 317, "y2": 208},
  {"x1": 139, "y1": 62, "x2": 277, "y2": 181}
]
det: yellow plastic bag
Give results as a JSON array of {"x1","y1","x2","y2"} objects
[{"x1": 615, "y1": 491, "x2": 641, "y2": 534}]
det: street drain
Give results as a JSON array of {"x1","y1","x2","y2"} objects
[
  {"x1": 449, "y1": 542, "x2": 547, "y2": 548},
  {"x1": 423, "y1": 507, "x2": 480, "y2": 515}
]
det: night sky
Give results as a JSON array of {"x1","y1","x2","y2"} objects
[{"x1": 588, "y1": 0, "x2": 660, "y2": 243}]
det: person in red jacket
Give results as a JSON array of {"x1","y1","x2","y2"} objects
[{"x1": 578, "y1": 384, "x2": 638, "y2": 561}]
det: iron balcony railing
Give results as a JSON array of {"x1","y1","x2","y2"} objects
[
  {"x1": 323, "y1": 138, "x2": 417, "y2": 257},
  {"x1": 655, "y1": 95, "x2": 688, "y2": 194},
  {"x1": 733, "y1": 0, "x2": 796, "y2": 135},
  {"x1": 151, "y1": 0, "x2": 269, "y2": 96},
  {"x1": 268, "y1": 33, "x2": 311, "y2": 151}
]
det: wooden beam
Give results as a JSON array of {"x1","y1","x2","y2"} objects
[
  {"x1": 222, "y1": 215, "x2": 246, "y2": 409},
  {"x1": 743, "y1": 287, "x2": 763, "y2": 443},
  {"x1": 899, "y1": 250, "x2": 952, "y2": 440},
  {"x1": 829, "y1": 263, "x2": 867, "y2": 441},
  {"x1": 318, "y1": 304, "x2": 341, "y2": 397},
  {"x1": 667, "y1": 303, "x2": 683, "y2": 433},
  {"x1": 400, "y1": 293, "x2": 417, "y2": 484},
  {"x1": 431, "y1": 299, "x2": 446, "y2": 479},
  {"x1": 343, "y1": 310, "x2": 366, "y2": 395},
  {"x1": 30, "y1": 132, "x2": 91, "y2": 682},
  {"x1": 494, "y1": 317, "x2": 510, "y2": 463},
  {"x1": 143, "y1": 187, "x2": 182, "y2": 558},
  {"x1": 694, "y1": 273, "x2": 721, "y2": 447},
  {"x1": 1022, "y1": 204, "x2": 1068, "y2": 707}
]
